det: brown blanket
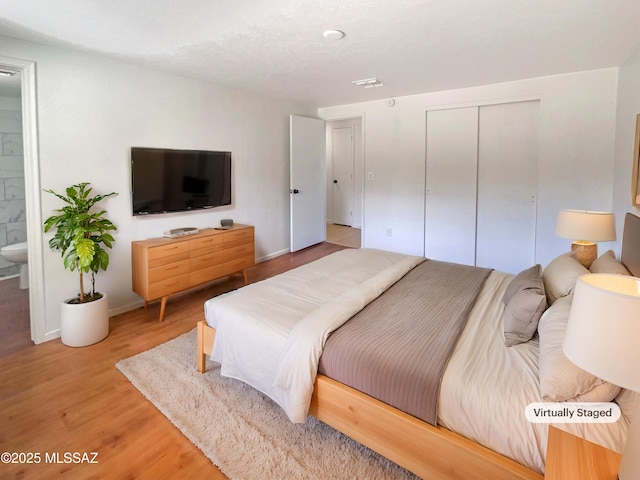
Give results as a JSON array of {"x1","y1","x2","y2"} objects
[{"x1": 318, "y1": 259, "x2": 492, "y2": 425}]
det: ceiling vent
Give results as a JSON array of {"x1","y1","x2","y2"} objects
[{"x1": 352, "y1": 78, "x2": 384, "y2": 88}]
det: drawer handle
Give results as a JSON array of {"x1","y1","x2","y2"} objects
[
  {"x1": 166, "y1": 281, "x2": 179, "y2": 286},
  {"x1": 165, "y1": 246, "x2": 180, "y2": 250},
  {"x1": 166, "y1": 265, "x2": 179, "y2": 270}
]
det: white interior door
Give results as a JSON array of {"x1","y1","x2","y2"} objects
[
  {"x1": 290, "y1": 115, "x2": 326, "y2": 252},
  {"x1": 425, "y1": 107, "x2": 479, "y2": 265},
  {"x1": 331, "y1": 126, "x2": 354, "y2": 226},
  {"x1": 476, "y1": 101, "x2": 539, "y2": 273}
]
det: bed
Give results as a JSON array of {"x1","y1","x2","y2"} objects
[{"x1": 196, "y1": 212, "x2": 640, "y2": 479}]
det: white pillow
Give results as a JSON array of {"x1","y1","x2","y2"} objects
[
  {"x1": 542, "y1": 253, "x2": 589, "y2": 304},
  {"x1": 537, "y1": 295, "x2": 621, "y2": 402},
  {"x1": 589, "y1": 250, "x2": 631, "y2": 276}
]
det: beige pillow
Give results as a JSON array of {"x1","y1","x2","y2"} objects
[
  {"x1": 538, "y1": 295, "x2": 621, "y2": 402},
  {"x1": 615, "y1": 389, "x2": 639, "y2": 422},
  {"x1": 589, "y1": 250, "x2": 631, "y2": 275},
  {"x1": 502, "y1": 265, "x2": 547, "y2": 347},
  {"x1": 542, "y1": 253, "x2": 589, "y2": 304}
]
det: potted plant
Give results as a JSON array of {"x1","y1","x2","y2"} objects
[{"x1": 43, "y1": 182, "x2": 117, "y2": 347}]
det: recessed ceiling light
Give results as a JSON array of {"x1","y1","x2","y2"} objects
[
  {"x1": 352, "y1": 78, "x2": 384, "y2": 88},
  {"x1": 323, "y1": 30, "x2": 345, "y2": 40}
]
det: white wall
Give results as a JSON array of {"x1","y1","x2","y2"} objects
[
  {"x1": 319, "y1": 69, "x2": 619, "y2": 264},
  {"x1": 1, "y1": 35, "x2": 315, "y2": 341},
  {"x1": 613, "y1": 43, "x2": 640, "y2": 247}
]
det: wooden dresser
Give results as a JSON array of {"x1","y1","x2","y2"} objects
[{"x1": 131, "y1": 224, "x2": 255, "y2": 321}]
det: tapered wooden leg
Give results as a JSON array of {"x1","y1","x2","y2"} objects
[
  {"x1": 243, "y1": 269, "x2": 249, "y2": 285},
  {"x1": 159, "y1": 296, "x2": 167, "y2": 322}
]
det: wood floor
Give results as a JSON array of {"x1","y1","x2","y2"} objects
[
  {"x1": 0, "y1": 242, "x2": 347, "y2": 480},
  {"x1": 326, "y1": 223, "x2": 361, "y2": 248}
]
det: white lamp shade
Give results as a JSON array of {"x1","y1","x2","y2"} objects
[
  {"x1": 556, "y1": 209, "x2": 616, "y2": 242},
  {"x1": 563, "y1": 274, "x2": 640, "y2": 392}
]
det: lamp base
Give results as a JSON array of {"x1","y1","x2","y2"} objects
[{"x1": 571, "y1": 241, "x2": 597, "y2": 269}]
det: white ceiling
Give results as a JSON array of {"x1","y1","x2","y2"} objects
[{"x1": 1, "y1": 0, "x2": 640, "y2": 107}]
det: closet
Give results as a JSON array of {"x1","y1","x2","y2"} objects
[{"x1": 425, "y1": 100, "x2": 539, "y2": 274}]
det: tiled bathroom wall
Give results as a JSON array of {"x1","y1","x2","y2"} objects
[{"x1": 0, "y1": 109, "x2": 25, "y2": 277}]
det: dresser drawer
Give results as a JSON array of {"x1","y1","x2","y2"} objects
[
  {"x1": 148, "y1": 242, "x2": 190, "y2": 268},
  {"x1": 190, "y1": 264, "x2": 226, "y2": 287},
  {"x1": 224, "y1": 256, "x2": 254, "y2": 275},
  {"x1": 148, "y1": 260, "x2": 190, "y2": 284},
  {"x1": 224, "y1": 242, "x2": 255, "y2": 262},
  {"x1": 190, "y1": 235, "x2": 224, "y2": 256},
  {"x1": 224, "y1": 227, "x2": 254, "y2": 247},
  {"x1": 190, "y1": 250, "x2": 225, "y2": 271},
  {"x1": 148, "y1": 274, "x2": 191, "y2": 298}
]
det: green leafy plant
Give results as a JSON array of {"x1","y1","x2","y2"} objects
[{"x1": 43, "y1": 182, "x2": 117, "y2": 304}]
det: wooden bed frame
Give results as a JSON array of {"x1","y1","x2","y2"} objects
[
  {"x1": 195, "y1": 214, "x2": 640, "y2": 479},
  {"x1": 196, "y1": 320, "x2": 542, "y2": 480}
]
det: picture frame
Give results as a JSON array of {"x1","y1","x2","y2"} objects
[{"x1": 633, "y1": 113, "x2": 640, "y2": 207}]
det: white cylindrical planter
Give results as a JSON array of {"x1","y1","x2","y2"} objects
[{"x1": 60, "y1": 293, "x2": 109, "y2": 347}]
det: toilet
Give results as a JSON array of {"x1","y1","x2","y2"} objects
[{"x1": 0, "y1": 241, "x2": 29, "y2": 289}]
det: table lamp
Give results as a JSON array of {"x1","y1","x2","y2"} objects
[
  {"x1": 555, "y1": 210, "x2": 616, "y2": 268},
  {"x1": 563, "y1": 274, "x2": 640, "y2": 480}
]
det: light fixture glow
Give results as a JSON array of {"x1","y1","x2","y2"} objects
[
  {"x1": 0, "y1": 70, "x2": 17, "y2": 77},
  {"x1": 352, "y1": 78, "x2": 384, "y2": 88},
  {"x1": 323, "y1": 30, "x2": 345, "y2": 40}
]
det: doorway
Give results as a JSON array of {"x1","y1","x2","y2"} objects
[
  {"x1": 331, "y1": 126, "x2": 354, "y2": 226},
  {"x1": 324, "y1": 117, "x2": 363, "y2": 247},
  {"x1": 0, "y1": 70, "x2": 33, "y2": 356},
  {"x1": 0, "y1": 55, "x2": 46, "y2": 345}
]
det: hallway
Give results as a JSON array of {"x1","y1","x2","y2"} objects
[{"x1": 326, "y1": 223, "x2": 361, "y2": 249}]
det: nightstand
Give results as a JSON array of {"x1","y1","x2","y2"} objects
[{"x1": 545, "y1": 426, "x2": 621, "y2": 479}]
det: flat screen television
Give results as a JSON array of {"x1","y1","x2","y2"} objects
[{"x1": 131, "y1": 147, "x2": 231, "y2": 216}]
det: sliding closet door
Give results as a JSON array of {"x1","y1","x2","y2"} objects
[
  {"x1": 425, "y1": 107, "x2": 478, "y2": 266},
  {"x1": 476, "y1": 101, "x2": 539, "y2": 273}
]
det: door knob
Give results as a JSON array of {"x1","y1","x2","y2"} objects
[
  {"x1": 333, "y1": 180, "x2": 338, "y2": 184},
  {"x1": 290, "y1": 189, "x2": 300, "y2": 194}
]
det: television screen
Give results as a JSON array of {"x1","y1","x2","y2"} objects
[{"x1": 131, "y1": 147, "x2": 231, "y2": 216}]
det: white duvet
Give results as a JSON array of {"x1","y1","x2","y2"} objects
[{"x1": 205, "y1": 248, "x2": 424, "y2": 423}]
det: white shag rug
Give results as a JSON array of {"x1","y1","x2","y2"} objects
[{"x1": 116, "y1": 329, "x2": 417, "y2": 480}]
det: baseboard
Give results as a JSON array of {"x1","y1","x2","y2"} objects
[
  {"x1": 256, "y1": 248, "x2": 290, "y2": 263},
  {"x1": 109, "y1": 300, "x2": 145, "y2": 317},
  {"x1": 42, "y1": 328, "x2": 61, "y2": 342}
]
